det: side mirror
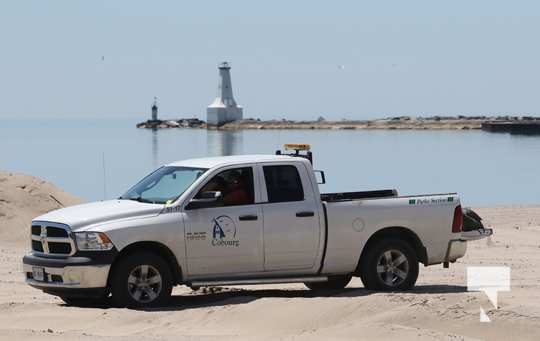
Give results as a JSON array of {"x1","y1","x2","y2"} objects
[
  {"x1": 186, "y1": 191, "x2": 222, "y2": 210},
  {"x1": 314, "y1": 170, "x2": 326, "y2": 184}
]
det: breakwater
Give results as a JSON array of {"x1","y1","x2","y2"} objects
[
  {"x1": 481, "y1": 121, "x2": 540, "y2": 135},
  {"x1": 136, "y1": 115, "x2": 540, "y2": 132}
]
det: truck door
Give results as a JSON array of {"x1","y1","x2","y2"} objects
[
  {"x1": 183, "y1": 166, "x2": 264, "y2": 276},
  {"x1": 261, "y1": 163, "x2": 321, "y2": 271}
]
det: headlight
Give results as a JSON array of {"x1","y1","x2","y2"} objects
[{"x1": 74, "y1": 232, "x2": 114, "y2": 251}]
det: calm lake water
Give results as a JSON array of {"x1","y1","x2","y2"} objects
[{"x1": 1, "y1": 117, "x2": 539, "y2": 206}]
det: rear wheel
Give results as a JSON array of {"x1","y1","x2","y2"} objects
[
  {"x1": 359, "y1": 239, "x2": 418, "y2": 291},
  {"x1": 111, "y1": 252, "x2": 173, "y2": 308},
  {"x1": 304, "y1": 275, "x2": 352, "y2": 291}
]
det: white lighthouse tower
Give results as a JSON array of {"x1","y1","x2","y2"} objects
[{"x1": 207, "y1": 62, "x2": 243, "y2": 126}]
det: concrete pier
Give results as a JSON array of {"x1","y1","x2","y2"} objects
[{"x1": 481, "y1": 121, "x2": 540, "y2": 135}]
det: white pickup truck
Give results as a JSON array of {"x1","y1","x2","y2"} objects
[{"x1": 23, "y1": 147, "x2": 492, "y2": 307}]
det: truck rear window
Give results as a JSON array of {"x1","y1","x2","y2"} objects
[{"x1": 263, "y1": 165, "x2": 304, "y2": 203}]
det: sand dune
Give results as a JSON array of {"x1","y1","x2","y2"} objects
[
  {"x1": 0, "y1": 171, "x2": 80, "y2": 245},
  {"x1": 0, "y1": 173, "x2": 539, "y2": 340}
]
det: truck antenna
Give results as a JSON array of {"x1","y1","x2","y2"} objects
[{"x1": 102, "y1": 152, "x2": 107, "y2": 200}]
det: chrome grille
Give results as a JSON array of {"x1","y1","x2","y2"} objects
[{"x1": 31, "y1": 221, "x2": 75, "y2": 256}]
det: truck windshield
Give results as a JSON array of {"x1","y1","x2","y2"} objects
[{"x1": 120, "y1": 166, "x2": 207, "y2": 204}]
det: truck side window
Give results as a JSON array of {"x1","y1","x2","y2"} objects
[
  {"x1": 196, "y1": 167, "x2": 255, "y2": 207},
  {"x1": 263, "y1": 165, "x2": 304, "y2": 203}
]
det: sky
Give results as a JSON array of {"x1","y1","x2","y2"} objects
[{"x1": 1, "y1": 0, "x2": 539, "y2": 121}]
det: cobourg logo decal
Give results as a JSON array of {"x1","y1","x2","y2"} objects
[{"x1": 211, "y1": 215, "x2": 239, "y2": 247}]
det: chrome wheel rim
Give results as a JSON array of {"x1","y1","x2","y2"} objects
[
  {"x1": 127, "y1": 265, "x2": 162, "y2": 304},
  {"x1": 376, "y1": 249, "x2": 409, "y2": 287}
]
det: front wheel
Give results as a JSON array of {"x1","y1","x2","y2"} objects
[
  {"x1": 304, "y1": 275, "x2": 352, "y2": 291},
  {"x1": 359, "y1": 239, "x2": 419, "y2": 291},
  {"x1": 110, "y1": 252, "x2": 173, "y2": 308}
]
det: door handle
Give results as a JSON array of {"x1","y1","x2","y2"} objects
[
  {"x1": 239, "y1": 214, "x2": 258, "y2": 221},
  {"x1": 296, "y1": 211, "x2": 315, "y2": 217}
]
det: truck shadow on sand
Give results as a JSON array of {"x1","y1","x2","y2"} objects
[
  {"x1": 63, "y1": 284, "x2": 467, "y2": 310},
  {"x1": 159, "y1": 284, "x2": 468, "y2": 311}
]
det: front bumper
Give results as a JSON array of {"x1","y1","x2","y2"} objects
[{"x1": 23, "y1": 254, "x2": 111, "y2": 291}]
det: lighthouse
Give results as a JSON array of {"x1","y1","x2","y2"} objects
[
  {"x1": 207, "y1": 62, "x2": 243, "y2": 126},
  {"x1": 151, "y1": 97, "x2": 159, "y2": 121}
]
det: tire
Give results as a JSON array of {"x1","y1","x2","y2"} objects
[
  {"x1": 304, "y1": 275, "x2": 352, "y2": 291},
  {"x1": 110, "y1": 252, "x2": 173, "y2": 308},
  {"x1": 359, "y1": 239, "x2": 419, "y2": 291}
]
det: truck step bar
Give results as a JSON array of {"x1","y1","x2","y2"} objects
[{"x1": 190, "y1": 276, "x2": 328, "y2": 287}]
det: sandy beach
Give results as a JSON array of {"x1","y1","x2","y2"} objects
[{"x1": 1, "y1": 172, "x2": 539, "y2": 340}]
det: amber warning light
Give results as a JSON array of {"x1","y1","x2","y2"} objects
[
  {"x1": 276, "y1": 144, "x2": 313, "y2": 164},
  {"x1": 283, "y1": 144, "x2": 311, "y2": 151}
]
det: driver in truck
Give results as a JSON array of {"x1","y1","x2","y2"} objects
[{"x1": 223, "y1": 171, "x2": 251, "y2": 206}]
